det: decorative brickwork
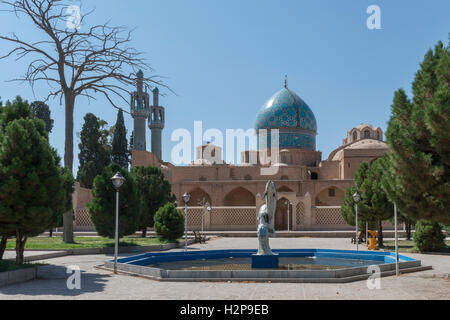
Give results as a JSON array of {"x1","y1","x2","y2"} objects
[
  {"x1": 74, "y1": 208, "x2": 95, "y2": 231},
  {"x1": 177, "y1": 207, "x2": 204, "y2": 227},
  {"x1": 314, "y1": 206, "x2": 345, "y2": 225},
  {"x1": 296, "y1": 202, "x2": 305, "y2": 225},
  {"x1": 210, "y1": 207, "x2": 257, "y2": 227}
]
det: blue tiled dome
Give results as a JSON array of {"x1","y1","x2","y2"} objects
[{"x1": 255, "y1": 87, "x2": 317, "y2": 150}]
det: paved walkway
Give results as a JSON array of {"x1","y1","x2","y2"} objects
[{"x1": 0, "y1": 237, "x2": 449, "y2": 300}]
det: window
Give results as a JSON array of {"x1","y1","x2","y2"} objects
[
  {"x1": 310, "y1": 172, "x2": 318, "y2": 180},
  {"x1": 328, "y1": 188, "x2": 335, "y2": 197},
  {"x1": 364, "y1": 130, "x2": 370, "y2": 139},
  {"x1": 353, "y1": 131, "x2": 358, "y2": 141}
]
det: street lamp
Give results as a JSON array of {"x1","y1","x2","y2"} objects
[
  {"x1": 205, "y1": 205, "x2": 211, "y2": 235},
  {"x1": 285, "y1": 199, "x2": 291, "y2": 232},
  {"x1": 353, "y1": 191, "x2": 361, "y2": 251},
  {"x1": 111, "y1": 172, "x2": 125, "y2": 274},
  {"x1": 182, "y1": 192, "x2": 191, "y2": 251},
  {"x1": 394, "y1": 202, "x2": 399, "y2": 276}
]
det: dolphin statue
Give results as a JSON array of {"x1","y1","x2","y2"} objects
[{"x1": 257, "y1": 180, "x2": 277, "y2": 255}]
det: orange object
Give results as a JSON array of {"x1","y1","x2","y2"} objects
[{"x1": 368, "y1": 230, "x2": 379, "y2": 250}]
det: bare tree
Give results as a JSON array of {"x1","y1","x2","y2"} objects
[{"x1": 0, "y1": 0, "x2": 163, "y2": 242}]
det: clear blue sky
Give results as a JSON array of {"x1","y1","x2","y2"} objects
[{"x1": 0, "y1": 0, "x2": 449, "y2": 174}]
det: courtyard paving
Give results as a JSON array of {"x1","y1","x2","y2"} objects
[{"x1": 0, "y1": 237, "x2": 449, "y2": 300}]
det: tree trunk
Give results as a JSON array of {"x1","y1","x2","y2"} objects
[
  {"x1": 15, "y1": 232, "x2": 27, "y2": 265},
  {"x1": 406, "y1": 223, "x2": 412, "y2": 240},
  {"x1": 0, "y1": 236, "x2": 7, "y2": 260},
  {"x1": 63, "y1": 94, "x2": 75, "y2": 243},
  {"x1": 377, "y1": 218, "x2": 384, "y2": 248},
  {"x1": 141, "y1": 228, "x2": 147, "y2": 238},
  {"x1": 49, "y1": 229, "x2": 53, "y2": 237},
  {"x1": 64, "y1": 94, "x2": 75, "y2": 171},
  {"x1": 63, "y1": 210, "x2": 75, "y2": 243}
]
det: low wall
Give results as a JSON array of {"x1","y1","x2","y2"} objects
[
  {"x1": 0, "y1": 267, "x2": 37, "y2": 288},
  {"x1": 73, "y1": 205, "x2": 398, "y2": 232}
]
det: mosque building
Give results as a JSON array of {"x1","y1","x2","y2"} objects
[
  {"x1": 72, "y1": 71, "x2": 389, "y2": 232},
  {"x1": 124, "y1": 71, "x2": 389, "y2": 232}
]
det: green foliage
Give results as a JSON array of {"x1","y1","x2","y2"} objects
[
  {"x1": 413, "y1": 220, "x2": 446, "y2": 252},
  {"x1": 341, "y1": 158, "x2": 395, "y2": 246},
  {"x1": 154, "y1": 203, "x2": 184, "y2": 242},
  {"x1": 384, "y1": 41, "x2": 450, "y2": 225},
  {"x1": 341, "y1": 163, "x2": 376, "y2": 231},
  {"x1": 0, "y1": 117, "x2": 65, "y2": 263},
  {"x1": 0, "y1": 96, "x2": 33, "y2": 133},
  {"x1": 76, "y1": 113, "x2": 111, "y2": 188},
  {"x1": 30, "y1": 101, "x2": 54, "y2": 134},
  {"x1": 51, "y1": 167, "x2": 75, "y2": 229},
  {"x1": 129, "y1": 131, "x2": 134, "y2": 152},
  {"x1": 88, "y1": 164, "x2": 140, "y2": 239},
  {"x1": 130, "y1": 166, "x2": 176, "y2": 234},
  {"x1": 111, "y1": 109, "x2": 130, "y2": 168}
]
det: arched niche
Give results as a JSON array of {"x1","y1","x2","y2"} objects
[{"x1": 223, "y1": 187, "x2": 256, "y2": 206}]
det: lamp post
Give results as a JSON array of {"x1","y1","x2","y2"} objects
[
  {"x1": 182, "y1": 192, "x2": 191, "y2": 251},
  {"x1": 111, "y1": 172, "x2": 125, "y2": 274},
  {"x1": 394, "y1": 202, "x2": 399, "y2": 276},
  {"x1": 205, "y1": 206, "x2": 211, "y2": 235},
  {"x1": 353, "y1": 191, "x2": 361, "y2": 251},
  {"x1": 285, "y1": 199, "x2": 290, "y2": 232}
]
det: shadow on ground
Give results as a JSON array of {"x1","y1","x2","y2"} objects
[{"x1": 0, "y1": 264, "x2": 111, "y2": 297}]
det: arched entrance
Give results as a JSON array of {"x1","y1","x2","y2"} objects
[{"x1": 275, "y1": 197, "x2": 292, "y2": 231}]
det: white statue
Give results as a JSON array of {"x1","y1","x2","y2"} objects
[{"x1": 257, "y1": 180, "x2": 277, "y2": 255}]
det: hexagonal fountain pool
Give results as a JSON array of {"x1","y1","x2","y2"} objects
[{"x1": 104, "y1": 249, "x2": 430, "y2": 283}]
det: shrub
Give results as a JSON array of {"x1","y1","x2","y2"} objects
[
  {"x1": 154, "y1": 203, "x2": 184, "y2": 242},
  {"x1": 413, "y1": 220, "x2": 445, "y2": 252}
]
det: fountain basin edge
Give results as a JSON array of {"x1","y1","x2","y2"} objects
[{"x1": 103, "y1": 249, "x2": 430, "y2": 283}]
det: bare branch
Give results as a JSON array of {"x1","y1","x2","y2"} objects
[{"x1": 0, "y1": 0, "x2": 167, "y2": 105}]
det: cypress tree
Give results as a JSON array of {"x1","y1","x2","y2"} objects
[
  {"x1": 111, "y1": 109, "x2": 130, "y2": 169},
  {"x1": 77, "y1": 113, "x2": 111, "y2": 188}
]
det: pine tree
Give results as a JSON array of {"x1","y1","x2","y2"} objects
[
  {"x1": 30, "y1": 101, "x2": 54, "y2": 134},
  {"x1": 0, "y1": 117, "x2": 64, "y2": 264},
  {"x1": 88, "y1": 164, "x2": 140, "y2": 238},
  {"x1": 77, "y1": 113, "x2": 111, "y2": 188},
  {"x1": 0, "y1": 96, "x2": 33, "y2": 132},
  {"x1": 384, "y1": 41, "x2": 450, "y2": 226},
  {"x1": 111, "y1": 109, "x2": 130, "y2": 169},
  {"x1": 0, "y1": 97, "x2": 34, "y2": 259},
  {"x1": 341, "y1": 162, "x2": 376, "y2": 234},
  {"x1": 130, "y1": 166, "x2": 176, "y2": 237},
  {"x1": 360, "y1": 156, "x2": 394, "y2": 247}
]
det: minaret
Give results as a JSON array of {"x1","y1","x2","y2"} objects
[
  {"x1": 130, "y1": 70, "x2": 150, "y2": 150},
  {"x1": 148, "y1": 87, "x2": 165, "y2": 159}
]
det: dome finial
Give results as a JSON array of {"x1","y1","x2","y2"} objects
[{"x1": 284, "y1": 75, "x2": 288, "y2": 88}]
